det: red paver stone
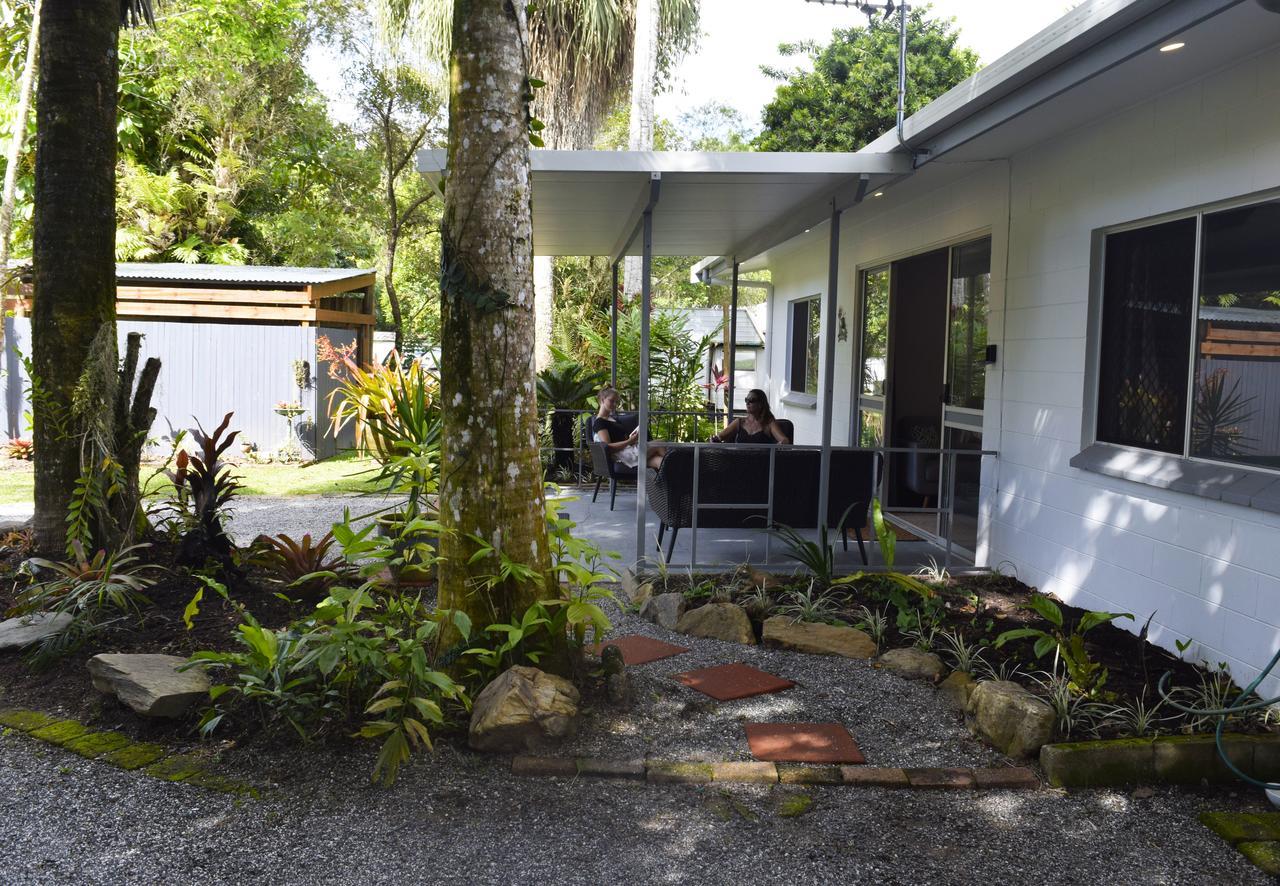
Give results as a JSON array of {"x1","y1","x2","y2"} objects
[
  {"x1": 673, "y1": 663, "x2": 795, "y2": 701},
  {"x1": 744, "y1": 722, "x2": 866, "y2": 764},
  {"x1": 589, "y1": 635, "x2": 689, "y2": 666}
]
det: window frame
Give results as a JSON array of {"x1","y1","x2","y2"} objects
[
  {"x1": 784, "y1": 293, "x2": 822, "y2": 405},
  {"x1": 1079, "y1": 188, "x2": 1280, "y2": 508}
]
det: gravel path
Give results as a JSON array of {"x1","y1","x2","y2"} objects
[
  {"x1": 223, "y1": 494, "x2": 388, "y2": 543},
  {"x1": 0, "y1": 726, "x2": 1269, "y2": 885},
  {"x1": 566, "y1": 605, "x2": 1006, "y2": 768}
]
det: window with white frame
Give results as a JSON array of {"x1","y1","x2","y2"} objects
[
  {"x1": 1095, "y1": 197, "x2": 1280, "y2": 469},
  {"x1": 788, "y1": 295, "x2": 821, "y2": 395}
]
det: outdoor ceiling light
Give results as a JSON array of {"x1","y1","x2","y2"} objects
[
  {"x1": 1159, "y1": 41, "x2": 1186, "y2": 52},
  {"x1": 873, "y1": 191, "x2": 884, "y2": 198},
  {"x1": 1257, "y1": 0, "x2": 1280, "y2": 14}
]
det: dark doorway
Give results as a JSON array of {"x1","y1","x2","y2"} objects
[{"x1": 886, "y1": 248, "x2": 949, "y2": 509}]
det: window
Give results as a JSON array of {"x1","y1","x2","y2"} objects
[
  {"x1": 946, "y1": 239, "x2": 990, "y2": 410},
  {"x1": 860, "y1": 268, "x2": 890, "y2": 396},
  {"x1": 789, "y1": 295, "x2": 821, "y2": 395},
  {"x1": 733, "y1": 349, "x2": 757, "y2": 372},
  {"x1": 1095, "y1": 197, "x2": 1280, "y2": 469}
]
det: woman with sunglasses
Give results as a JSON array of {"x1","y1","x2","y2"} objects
[{"x1": 710, "y1": 389, "x2": 791, "y2": 444}]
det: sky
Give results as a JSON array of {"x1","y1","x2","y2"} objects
[
  {"x1": 308, "y1": 1, "x2": 1074, "y2": 130},
  {"x1": 657, "y1": 0, "x2": 1071, "y2": 130}
]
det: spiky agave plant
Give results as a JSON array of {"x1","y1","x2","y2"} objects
[{"x1": 179, "y1": 412, "x2": 241, "y2": 560}]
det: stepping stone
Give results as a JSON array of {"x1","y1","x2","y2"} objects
[
  {"x1": 673, "y1": 663, "x2": 795, "y2": 701},
  {"x1": 88, "y1": 653, "x2": 210, "y2": 718},
  {"x1": 744, "y1": 722, "x2": 866, "y2": 764},
  {"x1": 589, "y1": 635, "x2": 689, "y2": 666}
]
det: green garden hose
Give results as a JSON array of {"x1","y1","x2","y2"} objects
[{"x1": 1158, "y1": 646, "x2": 1280, "y2": 792}]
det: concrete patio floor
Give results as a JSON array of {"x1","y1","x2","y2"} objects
[{"x1": 550, "y1": 484, "x2": 970, "y2": 574}]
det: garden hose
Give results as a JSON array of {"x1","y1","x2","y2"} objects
[{"x1": 1157, "y1": 646, "x2": 1280, "y2": 792}]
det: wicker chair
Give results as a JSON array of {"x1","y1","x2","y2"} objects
[
  {"x1": 587, "y1": 413, "x2": 639, "y2": 510},
  {"x1": 647, "y1": 444, "x2": 882, "y2": 564}
]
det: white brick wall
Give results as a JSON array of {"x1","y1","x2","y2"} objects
[{"x1": 762, "y1": 44, "x2": 1280, "y2": 697}]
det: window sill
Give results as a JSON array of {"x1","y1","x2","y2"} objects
[
  {"x1": 780, "y1": 392, "x2": 818, "y2": 409},
  {"x1": 1070, "y1": 442, "x2": 1280, "y2": 515}
]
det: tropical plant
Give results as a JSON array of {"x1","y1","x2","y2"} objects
[
  {"x1": 778, "y1": 579, "x2": 841, "y2": 624},
  {"x1": 537, "y1": 358, "x2": 606, "y2": 474},
  {"x1": 251, "y1": 531, "x2": 352, "y2": 600},
  {"x1": 995, "y1": 594, "x2": 1134, "y2": 696},
  {"x1": 770, "y1": 522, "x2": 837, "y2": 586},
  {"x1": 739, "y1": 584, "x2": 775, "y2": 620},
  {"x1": 11, "y1": 541, "x2": 158, "y2": 665},
  {"x1": 4, "y1": 437, "x2": 32, "y2": 460},
  {"x1": 854, "y1": 604, "x2": 890, "y2": 651},
  {"x1": 173, "y1": 412, "x2": 241, "y2": 561},
  {"x1": 871, "y1": 497, "x2": 896, "y2": 568},
  {"x1": 937, "y1": 629, "x2": 986, "y2": 675},
  {"x1": 1031, "y1": 669, "x2": 1109, "y2": 739}
]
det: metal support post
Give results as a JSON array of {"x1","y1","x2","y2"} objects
[
  {"x1": 817, "y1": 200, "x2": 841, "y2": 532},
  {"x1": 610, "y1": 261, "x2": 619, "y2": 389},
  {"x1": 727, "y1": 260, "x2": 739, "y2": 421},
  {"x1": 634, "y1": 174, "x2": 661, "y2": 567}
]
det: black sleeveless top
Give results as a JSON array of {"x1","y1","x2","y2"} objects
[{"x1": 733, "y1": 424, "x2": 774, "y2": 444}]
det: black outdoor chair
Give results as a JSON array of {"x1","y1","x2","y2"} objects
[{"x1": 587, "y1": 413, "x2": 638, "y2": 511}]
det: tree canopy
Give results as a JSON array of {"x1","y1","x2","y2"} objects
[{"x1": 755, "y1": 9, "x2": 979, "y2": 153}]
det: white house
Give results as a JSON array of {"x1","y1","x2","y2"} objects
[
  {"x1": 420, "y1": 0, "x2": 1280, "y2": 696},
  {"x1": 710, "y1": 0, "x2": 1280, "y2": 694}
]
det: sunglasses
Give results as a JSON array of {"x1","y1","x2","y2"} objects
[{"x1": 745, "y1": 397, "x2": 762, "y2": 404}]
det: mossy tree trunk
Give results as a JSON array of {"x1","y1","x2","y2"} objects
[
  {"x1": 437, "y1": 0, "x2": 551, "y2": 632},
  {"x1": 31, "y1": 1, "x2": 120, "y2": 553}
]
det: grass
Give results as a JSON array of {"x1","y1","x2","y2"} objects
[{"x1": 0, "y1": 453, "x2": 384, "y2": 506}]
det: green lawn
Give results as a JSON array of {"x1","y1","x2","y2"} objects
[{"x1": 0, "y1": 454, "x2": 384, "y2": 506}]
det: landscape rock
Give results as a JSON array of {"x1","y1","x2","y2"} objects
[
  {"x1": 878, "y1": 647, "x2": 946, "y2": 682},
  {"x1": 468, "y1": 666, "x2": 580, "y2": 753},
  {"x1": 966, "y1": 680, "x2": 1055, "y2": 759},
  {"x1": 761, "y1": 617, "x2": 877, "y2": 659},
  {"x1": 937, "y1": 670, "x2": 977, "y2": 711},
  {"x1": 628, "y1": 582, "x2": 654, "y2": 611},
  {"x1": 0, "y1": 612, "x2": 73, "y2": 651},
  {"x1": 88, "y1": 653, "x2": 211, "y2": 718},
  {"x1": 675, "y1": 603, "x2": 755, "y2": 645},
  {"x1": 641, "y1": 592, "x2": 687, "y2": 631}
]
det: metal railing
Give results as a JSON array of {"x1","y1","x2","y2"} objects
[{"x1": 641, "y1": 442, "x2": 997, "y2": 571}]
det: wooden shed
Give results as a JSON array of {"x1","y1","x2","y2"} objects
[{"x1": 4, "y1": 263, "x2": 377, "y2": 460}]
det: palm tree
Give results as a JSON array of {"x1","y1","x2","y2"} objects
[
  {"x1": 0, "y1": 0, "x2": 41, "y2": 272},
  {"x1": 436, "y1": 0, "x2": 549, "y2": 631},
  {"x1": 372, "y1": 0, "x2": 699, "y2": 362},
  {"x1": 30, "y1": 0, "x2": 153, "y2": 552}
]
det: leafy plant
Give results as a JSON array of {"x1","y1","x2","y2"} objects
[
  {"x1": 4, "y1": 437, "x2": 33, "y2": 460},
  {"x1": 914, "y1": 556, "x2": 950, "y2": 585},
  {"x1": 1031, "y1": 669, "x2": 1109, "y2": 739},
  {"x1": 974, "y1": 657, "x2": 1025, "y2": 684},
  {"x1": 854, "y1": 604, "x2": 890, "y2": 651},
  {"x1": 739, "y1": 584, "x2": 775, "y2": 620},
  {"x1": 903, "y1": 611, "x2": 940, "y2": 652},
  {"x1": 777, "y1": 579, "x2": 841, "y2": 624},
  {"x1": 174, "y1": 412, "x2": 241, "y2": 560},
  {"x1": 871, "y1": 497, "x2": 896, "y2": 568},
  {"x1": 251, "y1": 531, "x2": 352, "y2": 600},
  {"x1": 536, "y1": 360, "x2": 606, "y2": 409},
  {"x1": 1100, "y1": 688, "x2": 1172, "y2": 738},
  {"x1": 11, "y1": 542, "x2": 159, "y2": 665},
  {"x1": 937, "y1": 629, "x2": 986, "y2": 675},
  {"x1": 771, "y1": 522, "x2": 836, "y2": 586},
  {"x1": 995, "y1": 594, "x2": 1133, "y2": 696}
]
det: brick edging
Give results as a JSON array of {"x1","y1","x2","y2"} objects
[{"x1": 512, "y1": 754, "x2": 1040, "y2": 789}]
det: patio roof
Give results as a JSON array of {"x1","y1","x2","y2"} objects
[{"x1": 415, "y1": 149, "x2": 910, "y2": 261}]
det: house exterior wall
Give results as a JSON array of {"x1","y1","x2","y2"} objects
[{"x1": 762, "y1": 44, "x2": 1280, "y2": 695}]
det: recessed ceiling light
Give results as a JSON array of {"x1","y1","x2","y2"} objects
[
  {"x1": 873, "y1": 191, "x2": 884, "y2": 198},
  {"x1": 1159, "y1": 41, "x2": 1185, "y2": 52}
]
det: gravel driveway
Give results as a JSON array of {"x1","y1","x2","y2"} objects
[{"x1": 0, "y1": 726, "x2": 1268, "y2": 886}]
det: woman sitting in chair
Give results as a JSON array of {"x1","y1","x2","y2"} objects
[
  {"x1": 594, "y1": 386, "x2": 667, "y2": 469},
  {"x1": 710, "y1": 389, "x2": 791, "y2": 444}
]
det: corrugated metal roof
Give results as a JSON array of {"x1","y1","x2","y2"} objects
[
  {"x1": 661, "y1": 308, "x2": 764, "y2": 347},
  {"x1": 1199, "y1": 305, "x2": 1280, "y2": 328},
  {"x1": 114, "y1": 263, "x2": 375, "y2": 287}
]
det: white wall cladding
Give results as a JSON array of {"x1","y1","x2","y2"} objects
[
  {"x1": 764, "y1": 44, "x2": 1280, "y2": 696},
  {"x1": 990, "y1": 45, "x2": 1280, "y2": 697}
]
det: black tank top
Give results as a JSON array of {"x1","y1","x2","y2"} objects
[{"x1": 733, "y1": 424, "x2": 774, "y2": 444}]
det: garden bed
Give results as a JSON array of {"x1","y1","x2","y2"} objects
[{"x1": 631, "y1": 563, "x2": 1275, "y2": 744}]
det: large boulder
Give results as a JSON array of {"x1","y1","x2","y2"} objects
[
  {"x1": 0, "y1": 612, "x2": 73, "y2": 652},
  {"x1": 675, "y1": 603, "x2": 755, "y2": 645},
  {"x1": 469, "y1": 666, "x2": 580, "y2": 753},
  {"x1": 641, "y1": 592, "x2": 687, "y2": 630},
  {"x1": 878, "y1": 647, "x2": 946, "y2": 682},
  {"x1": 88, "y1": 653, "x2": 210, "y2": 718},
  {"x1": 761, "y1": 616, "x2": 877, "y2": 659},
  {"x1": 966, "y1": 680, "x2": 1056, "y2": 758}
]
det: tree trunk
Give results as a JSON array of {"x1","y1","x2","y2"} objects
[
  {"x1": 0, "y1": 0, "x2": 41, "y2": 270},
  {"x1": 620, "y1": 0, "x2": 658, "y2": 301},
  {"x1": 32, "y1": 1, "x2": 119, "y2": 553},
  {"x1": 384, "y1": 234, "x2": 404, "y2": 354},
  {"x1": 438, "y1": 0, "x2": 550, "y2": 632}
]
